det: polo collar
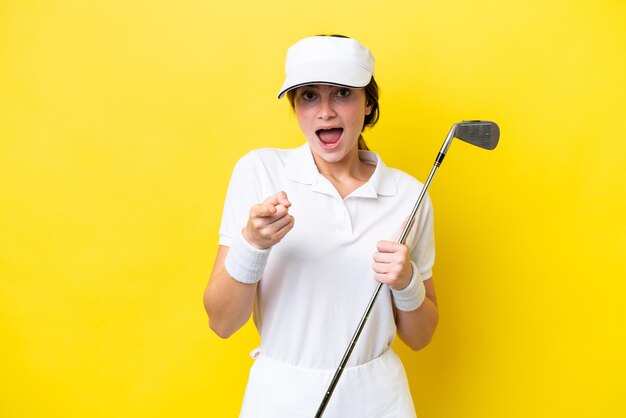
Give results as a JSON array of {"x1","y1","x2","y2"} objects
[{"x1": 285, "y1": 144, "x2": 398, "y2": 197}]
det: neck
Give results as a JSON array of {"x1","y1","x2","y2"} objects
[
  {"x1": 310, "y1": 145, "x2": 376, "y2": 198},
  {"x1": 312, "y1": 146, "x2": 363, "y2": 180}
]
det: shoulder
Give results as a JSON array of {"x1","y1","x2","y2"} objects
[
  {"x1": 388, "y1": 166, "x2": 423, "y2": 191},
  {"x1": 374, "y1": 155, "x2": 434, "y2": 214},
  {"x1": 366, "y1": 150, "x2": 424, "y2": 196},
  {"x1": 389, "y1": 167, "x2": 431, "y2": 209}
]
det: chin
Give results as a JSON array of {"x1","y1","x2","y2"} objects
[
  {"x1": 308, "y1": 136, "x2": 357, "y2": 163},
  {"x1": 315, "y1": 148, "x2": 351, "y2": 164}
]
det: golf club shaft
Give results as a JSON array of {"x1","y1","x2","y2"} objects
[
  {"x1": 314, "y1": 159, "x2": 443, "y2": 418},
  {"x1": 315, "y1": 121, "x2": 499, "y2": 416}
]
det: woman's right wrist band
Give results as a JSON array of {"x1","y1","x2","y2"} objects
[{"x1": 224, "y1": 230, "x2": 271, "y2": 284}]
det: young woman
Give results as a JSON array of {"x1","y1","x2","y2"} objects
[{"x1": 204, "y1": 35, "x2": 439, "y2": 417}]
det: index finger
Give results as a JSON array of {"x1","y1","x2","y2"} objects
[
  {"x1": 376, "y1": 240, "x2": 408, "y2": 254},
  {"x1": 264, "y1": 191, "x2": 291, "y2": 208}
]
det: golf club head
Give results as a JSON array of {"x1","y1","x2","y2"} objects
[{"x1": 455, "y1": 121, "x2": 500, "y2": 150}]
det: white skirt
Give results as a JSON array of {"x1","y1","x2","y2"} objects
[{"x1": 239, "y1": 348, "x2": 417, "y2": 418}]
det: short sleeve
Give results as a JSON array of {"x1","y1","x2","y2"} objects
[
  {"x1": 218, "y1": 152, "x2": 263, "y2": 247},
  {"x1": 406, "y1": 192, "x2": 435, "y2": 280}
]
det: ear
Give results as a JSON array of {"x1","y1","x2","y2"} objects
[{"x1": 365, "y1": 101, "x2": 373, "y2": 116}]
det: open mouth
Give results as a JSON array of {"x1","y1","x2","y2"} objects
[{"x1": 316, "y1": 128, "x2": 343, "y2": 148}]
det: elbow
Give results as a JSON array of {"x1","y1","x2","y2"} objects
[
  {"x1": 406, "y1": 335, "x2": 434, "y2": 351},
  {"x1": 204, "y1": 302, "x2": 237, "y2": 339},
  {"x1": 205, "y1": 304, "x2": 249, "y2": 339},
  {"x1": 204, "y1": 292, "x2": 234, "y2": 339},
  {"x1": 206, "y1": 304, "x2": 247, "y2": 339},
  {"x1": 401, "y1": 312, "x2": 439, "y2": 351},
  {"x1": 209, "y1": 319, "x2": 236, "y2": 339},
  {"x1": 203, "y1": 281, "x2": 252, "y2": 339}
]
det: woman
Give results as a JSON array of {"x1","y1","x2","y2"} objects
[{"x1": 204, "y1": 35, "x2": 439, "y2": 417}]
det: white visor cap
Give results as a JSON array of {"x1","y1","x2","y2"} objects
[{"x1": 278, "y1": 36, "x2": 375, "y2": 99}]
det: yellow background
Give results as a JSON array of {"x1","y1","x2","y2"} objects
[{"x1": 1, "y1": 0, "x2": 625, "y2": 417}]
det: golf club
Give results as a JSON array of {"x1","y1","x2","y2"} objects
[{"x1": 314, "y1": 120, "x2": 500, "y2": 417}]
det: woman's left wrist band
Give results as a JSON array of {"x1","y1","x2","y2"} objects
[
  {"x1": 391, "y1": 261, "x2": 426, "y2": 311},
  {"x1": 224, "y1": 230, "x2": 271, "y2": 284}
]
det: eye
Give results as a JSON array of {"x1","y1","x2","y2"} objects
[
  {"x1": 299, "y1": 90, "x2": 318, "y2": 101},
  {"x1": 336, "y1": 88, "x2": 351, "y2": 98}
]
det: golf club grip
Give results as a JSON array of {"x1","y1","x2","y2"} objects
[{"x1": 315, "y1": 162, "x2": 441, "y2": 417}]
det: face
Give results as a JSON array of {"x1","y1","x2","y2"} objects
[{"x1": 293, "y1": 84, "x2": 373, "y2": 164}]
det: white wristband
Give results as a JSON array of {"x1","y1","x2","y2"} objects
[
  {"x1": 391, "y1": 261, "x2": 426, "y2": 311},
  {"x1": 224, "y1": 230, "x2": 271, "y2": 284}
]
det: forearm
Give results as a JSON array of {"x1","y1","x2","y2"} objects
[
  {"x1": 203, "y1": 246, "x2": 259, "y2": 339},
  {"x1": 395, "y1": 294, "x2": 439, "y2": 350},
  {"x1": 393, "y1": 276, "x2": 439, "y2": 350},
  {"x1": 205, "y1": 195, "x2": 293, "y2": 339},
  {"x1": 204, "y1": 268, "x2": 257, "y2": 338}
]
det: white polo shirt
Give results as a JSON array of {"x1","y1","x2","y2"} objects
[{"x1": 219, "y1": 144, "x2": 435, "y2": 370}]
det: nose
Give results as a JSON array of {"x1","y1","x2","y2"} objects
[{"x1": 317, "y1": 97, "x2": 336, "y2": 120}]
